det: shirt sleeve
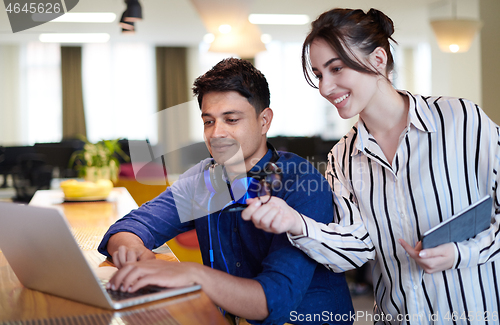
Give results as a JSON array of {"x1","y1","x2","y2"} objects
[
  {"x1": 97, "y1": 184, "x2": 195, "y2": 257},
  {"x1": 251, "y1": 164, "x2": 341, "y2": 324},
  {"x1": 454, "y1": 112, "x2": 500, "y2": 269},
  {"x1": 288, "y1": 150, "x2": 376, "y2": 272}
]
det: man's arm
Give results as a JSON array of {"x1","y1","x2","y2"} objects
[
  {"x1": 106, "y1": 259, "x2": 269, "y2": 320},
  {"x1": 243, "y1": 152, "x2": 375, "y2": 273}
]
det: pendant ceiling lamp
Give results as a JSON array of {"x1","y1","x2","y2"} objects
[
  {"x1": 189, "y1": 0, "x2": 266, "y2": 58},
  {"x1": 430, "y1": 0, "x2": 482, "y2": 53},
  {"x1": 119, "y1": 12, "x2": 135, "y2": 34},
  {"x1": 120, "y1": 0, "x2": 142, "y2": 33},
  {"x1": 123, "y1": 0, "x2": 142, "y2": 22}
]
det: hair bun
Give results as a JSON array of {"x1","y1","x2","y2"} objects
[{"x1": 367, "y1": 8, "x2": 394, "y2": 38}]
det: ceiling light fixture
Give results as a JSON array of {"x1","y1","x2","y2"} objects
[
  {"x1": 248, "y1": 14, "x2": 310, "y2": 25},
  {"x1": 39, "y1": 33, "x2": 110, "y2": 43},
  {"x1": 189, "y1": 0, "x2": 267, "y2": 58},
  {"x1": 119, "y1": 12, "x2": 135, "y2": 32},
  {"x1": 51, "y1": 12, "x2": 117, "y2": 23},
  {"x1": 430, "y1": 0, "x2": 482, "y2": 53},
  {"x1": 122, "y1": 0, "x2": 143, "y2": 22},
  {"x1": 218, "y1": 24, "x2": 232, "y2": 34},
  {"x1": 203, "y1": 33, "x2": 215, "y2": 43},
  {"x1": 260, "y1": 34, "x2": 272, "y2": 44}
]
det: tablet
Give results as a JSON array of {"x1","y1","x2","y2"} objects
[{"x1": 421, "y1": 195, "x2": 492, "y2": 249}]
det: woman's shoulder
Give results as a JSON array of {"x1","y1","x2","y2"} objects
[
  {"x1": 328, "y1": 125, "x2": 359, "y2": 157},
  {"x1": 413, "y1": 93, "x2": 478, "y2": 112}
]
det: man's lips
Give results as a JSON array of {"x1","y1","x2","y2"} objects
[
  {"x1": 210, "y1": 139, "x2": 238, "y2": 152},
  {"x1": 211, "y1": 144, "x2": 235, "y2": 151}
]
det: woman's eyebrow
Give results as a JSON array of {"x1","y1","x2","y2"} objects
[{"x1": 312, "y1": 57, "x2": 340, "y2": 72}]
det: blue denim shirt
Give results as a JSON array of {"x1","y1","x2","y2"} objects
[{"x1": 98, "y1": 150, "x2": 354, "y2": 324}]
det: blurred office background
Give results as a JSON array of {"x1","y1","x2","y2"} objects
[
  {"x1": 1, "y1": 0, "x2": 498, "y2": 148},
  {"x1": 0, "y1": 1, "x2": 498, "y2": 318}
]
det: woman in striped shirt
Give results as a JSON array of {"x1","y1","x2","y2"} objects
[{"x1": 242, "y1": 8, "x2": 500, "y2": 324}]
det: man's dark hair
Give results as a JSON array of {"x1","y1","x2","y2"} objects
[{"x1": 192, "y1": 58, "x2": 270, "y2": 115}]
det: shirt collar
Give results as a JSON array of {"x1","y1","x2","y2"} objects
[
  {"x1": 353, "y1": 91, "x2": 437, "y2": 156},
  {"x1": 248, "y1": 147, "x2": 273, "y2": 174}
]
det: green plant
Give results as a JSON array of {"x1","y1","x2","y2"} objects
[{"x1": 69, "y1": 138, "x2": 129, "y2": 182}]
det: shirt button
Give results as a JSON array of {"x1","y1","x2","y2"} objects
[
  {"x1": 414, "y1": 285, "x2": 418, "y2": 290},
  {"x1": 236, "y1": 262, "x2": 241, "y2": 267},
  {"x1": 233, "y1": 227, "x2": 238, "y2": 233}
]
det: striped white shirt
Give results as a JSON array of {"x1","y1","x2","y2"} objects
[{"x1": 291, "y1": 91, "x2": 500, "y2": 324}]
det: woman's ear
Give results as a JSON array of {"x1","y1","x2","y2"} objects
[
  {"x1": 370, "y1": 47, "x2": 388, "y2": 75},
  {"x1": 260, "y1": 107, "x2": 273, "y2": 135}
]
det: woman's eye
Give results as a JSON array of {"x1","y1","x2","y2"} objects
[
  {"x1": 332, "y1": 66, "x2": 342, "y2": 73},
  {"x1": 314, "y1": 74, "x2": 322, "y2": 80}
]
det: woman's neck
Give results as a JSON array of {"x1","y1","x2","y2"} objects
[
  {"x1": 359, "y1": 85, "x2": 409, "y2": 165},
  {"x1": 360, "y1": 84, "x2": 408, "y2": 137}
]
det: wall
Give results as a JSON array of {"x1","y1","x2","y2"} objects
[
  {"x1": 0, "y1": 45, "x2": 22, "y2": 145},
  {"x1": 480, "y1": 0, "x2": 500, "y2": 124},
  {"x1": 428, "y1": 0, "x2": 482, "y2": 106}
]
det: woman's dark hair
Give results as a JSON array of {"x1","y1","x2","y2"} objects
[
  {"x1": 192, "y1": 58, "x2": 270, "y2": 115},
  {"x1": 302, "y1": 8, "x2": 397, "y2": 88}
]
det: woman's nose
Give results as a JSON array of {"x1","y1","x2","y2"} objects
[{"x1": 319, "y1": 77, "x2": 336, "y2": 98}]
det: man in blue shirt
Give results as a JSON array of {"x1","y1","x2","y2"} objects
[{"x1": 99, "y1": 58, "x2": 353, "y2": 324}]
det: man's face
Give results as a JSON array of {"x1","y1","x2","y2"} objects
[{"x1": 201, "y1": 91, "x2": 269, "y2": 172}]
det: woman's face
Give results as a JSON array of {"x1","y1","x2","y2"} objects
[{"x1": 309, "y1": 38, "x2": 379, "y2": 120}]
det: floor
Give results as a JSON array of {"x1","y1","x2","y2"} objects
[{"x1": 352, "y1": 294, "x2": 375, "y2": 325}]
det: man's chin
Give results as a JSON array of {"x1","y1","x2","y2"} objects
[{"x1": 213, "y1": 154, "x2": 242, "y2": 166}]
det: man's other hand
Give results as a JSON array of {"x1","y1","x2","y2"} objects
[
  {"x1": 112, "y1": 244, "x2": 155, "y2": 269},
  {"x1": 107, "y1": 232, "x2": 155, "y2": 268}
]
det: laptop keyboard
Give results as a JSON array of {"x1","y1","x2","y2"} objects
[{"x1": 101, "y1": 279, "x2": 166, "y2": 301}]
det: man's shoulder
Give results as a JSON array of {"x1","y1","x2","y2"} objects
[
  {"x1": 275, "y1": 151, "x2": 321, "y2": 177},
  {"x1": 177, "y1": 158, "x2": 213, "y2": 180}
]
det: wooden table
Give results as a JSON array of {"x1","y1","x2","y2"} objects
[{"x1": 0, "y1": 188, "x2": 227, "y2": 324}]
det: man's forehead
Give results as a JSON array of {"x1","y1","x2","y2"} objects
[
  {"x1": 201, "y1": 92, "x2": 255, "y2": 117},
  {"x1": 201, "y1": 109, "x2": 245, "y2": 117}
]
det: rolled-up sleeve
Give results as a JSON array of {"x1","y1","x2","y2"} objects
[{"x1": 250, "y1": 163, "x2": 343, "y2": 323}]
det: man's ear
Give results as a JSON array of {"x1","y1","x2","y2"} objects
[
  {"x1": 369, "y1": 47, "x2": 388, "y2": 75},
  {"x1": 260, "y1": 107, "x2": 273, "y2": 135}
]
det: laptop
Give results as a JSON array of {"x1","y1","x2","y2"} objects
[{"x1": 0, "y1": 202, "x2": 201, "y2": 310}]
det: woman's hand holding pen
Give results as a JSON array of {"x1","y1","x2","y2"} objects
[
  {"x1": 399, "y1": 239, "x2": 455, "y2": 274},
  {"x1": 241, "y1": 196, "x2": 303, "y2": 236}
]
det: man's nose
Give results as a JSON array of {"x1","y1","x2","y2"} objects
[{"x1": 211, "y1": 120, "x2": 227, "y2": 138}]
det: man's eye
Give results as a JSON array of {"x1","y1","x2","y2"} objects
[
  {"x1": 226, "y1": 119, "x2": 239, "y2": 123},
  {"x1": 203, "y1": 120, "x2": 213, "y2": 126}
]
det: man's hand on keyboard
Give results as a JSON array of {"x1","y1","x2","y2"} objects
[{"x1": 105, "y1": 259, "x2": 199, "y2": 292}]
